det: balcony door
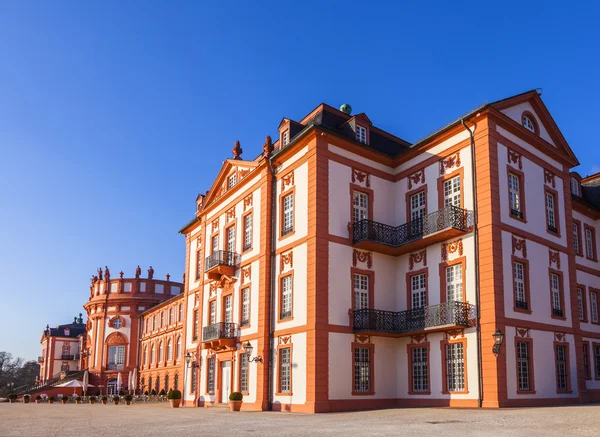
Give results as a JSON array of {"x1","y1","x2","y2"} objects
[
  {"x1": 409, "y1": 191, "x2": 425, "y2": 237},
  {"x1": 107, "y1": 345, "x2": 125, "y2": 370},
  {"x1": 353, "y1": 273, "x2": 369, "y2": 310},
  {"x1": 221, "y1": 361, "x2": 231, "y2": 403}
]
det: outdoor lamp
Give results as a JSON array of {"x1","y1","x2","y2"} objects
[
  {"x1": 185, "y1": 353, "x2": 196, "y2": 368},
  {"x1": 492, "y1": 328, "x2": 504, "y2": 356},
  {"x1": 243, "y1": 341, "x2": 262, "y2": 363}
]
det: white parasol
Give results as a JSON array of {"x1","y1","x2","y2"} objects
[
  {"x1": 128, "y1": 371, "x2": 132, "y2": 393},
  {"x1": 117, "y1": 373, "x2": 122, "y2": 392},
  {"x1": 83, "y1": 370, "x2": 89, "y2": 396},
  {"x1": 132, "y1": 368, "x2": 138, "y2": 392}
]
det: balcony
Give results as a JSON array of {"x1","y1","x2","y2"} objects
[
  {"x1": 351, "y1": 301, "x2": 476, "y2": 337},
  {"x1": 352, "y1": 205, "x2": 473, "y2": 256},
  {"x1": 204, "y1": 250, "x2": 240, "y2": 280},
  {"x1": 61, "y1": 355, "x2": 75, "y2": 361},
  {"x1": 106, "y1": 363, "x2": 125, "y2": 371},
  {"x1": 202, "y1": 322, "x2": 239, "y2": 351}
]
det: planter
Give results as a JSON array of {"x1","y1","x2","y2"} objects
[
  {"x1": 90, "y1": 400, "x2": 96, "y2": 404},
  {"x1": 76, "y1": 400, "x2": 81, "y2": 404},
  {"x1": 8, "y1": 399, "x2": 15, "y2": 404},
  {"x1": 229, "y1": 400, "x2": 242, "y2": 412},
  {"x1": 23, "y1": 398, "x2": 30, "y2": 404},
  {"x1": 169, "y1": 399, "x2": 181, "y2": 408},
  {"x1": 101, "y1": 400, "x2": 107, "y2": 405},
  {"x1": 49, "y1": 400, "x2": 54, "y2": 404},
  {"x1": 35, "y1": 400, "x2": 41, "y2": 404},
  {"x1": 125, "y1": 400, "x2": 131, "y2": 405},
  {"x1": 114, "y1": 401, "x2": 119, "y2": 405},
  {"x1": 61, "y1": 399, "x2": 68, "y2": 404}
]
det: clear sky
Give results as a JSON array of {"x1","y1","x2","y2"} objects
[{"x1": 1, "y1": 1, "x2": 598, "y2": 360}]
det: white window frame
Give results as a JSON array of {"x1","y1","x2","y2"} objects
[
  {"x1": 353, "y1": 273, "x2": 369, "y2": 310},
  {"x1": 281, "y1": 275, "x2": 293, "y2": 319},
  {"x1": 241, "y1": 288, "x2": 250, "y2": 326},
  {"x1": 210, "y1": 301, "x2": 217, "y2": 325},
  {"x1": 517, "y1": 341, "x2": 531, "y2": 392},
  {"x1": 411, "y1": 273, "x2": 426, "y2": 309},
  {"x1": 279, "y1": 347, "x2": 291, "y2": 393},
  {"x1": 591, "y1": 292, "x2": 598, "y2": 324},
  {"x1": 446, "y1": 342, "x2": 465, "y2": 392},
  {"x1": 282, "y1": 130, "x2": 289, "y2": 146},
  {"x1": 446, "y1": 264, "x2": 463, "y2": 302},
  {"x1": 573, "y1": 223, "x2": 580, "y2": 254},
  {"x1": 353, "y1": 346, "x2": 371, "y2": 393},
  {"x1": 444, "y1": 176, "x2": 461, "y2": 207},
  {"x1": 212, "y1": 234, "x2": 219, "y2": 254},
  {"x1": 356, "y1": 125, "x2": 367, "y2": 144},
  {"x1": 353, "y1": 191, "x2": 369, "y2": 223},
  {"x1": 513, "y1": 262, "x2": 525, "y2": 306},
  {"x1": 546, "y1": 192, "x2": 556, "y2": 231},
  {"x1": 177, "y1": 337, "x2": 182, "y2": 358},
  {"x1": 243, "y1": 214, "x2": 252, "y2": 250},
  {"x1": 167, "y1": 340, "x2": 172, "y2": 361},
  {"x1": 410, "y1": 191, "x2": 425, "y2": 221},
  {"x1": 509, "y1": 173, "x2": 521, "y2": 214},
  {"x1": 586, "y1": 228, "x2": 595, "y2": 259},
  {"x1": 282, "y1": 194, "x2": 294, "y2": 235},
  {"x1": 227, "y1": 226, "x2": 235, "y2": 253},
  {"x1": 577, "y1": 288, "x2": 584, "y2": 321},
  {"x1": 571, "y1": 178, "x2": 579, "y2": 196},
  {"x1": 551, "y1": 273, "x2": 561, "y2": 312},
  {"x1": 224, "y1": 295, "x2": 233, "y2": 323},
  {"x1": 523, "y1": 115, "x2": 535, "y2": 133},
  {"x1": 411, "y1": 346, "x2": 428, "y2": 393},
  {"x1": 227, "y1": 173, "x2": 237, "y2": 189}
]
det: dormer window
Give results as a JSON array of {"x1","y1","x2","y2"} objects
[
  {"x1": 227, "y1": 174, "x2": 237, "y2": 190},
  {"x1": 521, "y1": 112, "x2": 538, "y2": 135},
  {"x1": 282, "y1": 130, "x2": 289, "y2": 146},
  {"x1": 571, "y1": 177, "x2": 580, "y2": 197},
  {"x1": 64, "y1": 328, "x2": 70, "y2": 336},
  {"x1": 356, "y1": 125, "x2": 367, "y2": 144}
]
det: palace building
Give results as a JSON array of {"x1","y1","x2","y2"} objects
[{"x1": 34, "y1": 89, "x2": 600, "y2": 412}]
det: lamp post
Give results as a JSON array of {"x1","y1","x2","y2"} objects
[
  {"x1": 242, "y1": 341, "x2": 262, "y2": 363},
  {"x1": 184, "y1": 353, "x2": 198, "y2": 406},
  {"x1": 492, "y1": 328, "x2": 504, "y2": 356}
]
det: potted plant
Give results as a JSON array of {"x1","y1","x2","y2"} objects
[
  {"x1": 61, "y1": 396, "x2": 68, "y2": 404},
  {"x1": 113, "y1": 395, "x2": 120, "y2": 405},
  {"x1": 95, "y1": 390, "x2": 101, "y2": 396},
  {"x1": 23, "y1": 395, "x2": 30, "y2": 404},
  {"x1": 144, "y1": 390, "x2": 149, "y2": 396},
  {"x1": 75, "y1": 396, "x2": 82, "y2": 404},
  {"x1": 7, "y1": 394, "x2": 17, "y2": 404},
  {"x1": 159, "y1": 389, "x2": 166, "y2": 398},
  {"x1": 48, "y1": 396, "x2": 55, "y2": 404},
  {"x1": 124, "y1": 394, "x2": 133, "y2": 405},
  {"x1": 101, "y1": 396, "x2": 108, "y2": 405},
  {"x1": 119, "y1": 390, "x2": 125, "y2": 396},
  {"x1": 167, "y1": 389, "x2": 181, "y2": 408},
  {"x1": 89, "y1": 396, "x2": 96, "y2": 404},
  {"x1": 228, "y1": 392, "x2": 243, "y2": 412},
  {"x1": 151, "y1": 389, "x2": 157, "y2": 396},
  {"x1": 35, "y1": 395, "x2": 42, "y2": 404}
]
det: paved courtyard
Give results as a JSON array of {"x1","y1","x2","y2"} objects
[{"x1": 1, "y1": 403, "x2": 600, "y2": 436}]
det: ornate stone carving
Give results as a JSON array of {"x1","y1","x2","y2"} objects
[
  {"x1": 516, "y1": 328, "x2": 530, "y2": 338},
  {"x1": 263, "y1": 135, "x2": 274, "y2": 158},
  {"x1": 409, "y1": 250, "x2": 427, "y2": 271},
  {"x1": 241, "y1": 266, "x2": 251, "y2": 285},
  {"x1": 507, "y1": 148, "x2": 523, "y2": 170},
  {"x1": 444, "y1": 329, "x2": 464, "y2": 340},
  {"x1": 512, "y1": 236, "x2": 527, "y2": 258},
  {"x1": 243, "y1": 195, "x2": 253, "y2": 211},
  {"x1": 239, "y1": 168, "x2": 250, "y2": 178},
  {"x1": 554, "y1": 332, "x2": 566, "y2": 342},
  {"x1": 354, "y1": 335, "x2": 371, "y2": 344},
  {"x1": 352, "y1": 249, "x2": 372, "y2": 269},
  {"x1": 439, "y1": 152, "x2": 461, "y2": 175},
  {"x1": 279, "y1": 335, "x2": 292, "y2": 345},
  {"x1": 549, "y1": 250, "x2": 561, "y2": 269},
  {"x1": 280, "y1": 250, "x2": 293, "y2": 273},
  {"x1": 442, "y1": 239, "x2": 463, "y2": 262},
  {"x1": 544, "y1": 169, "x2": 556, "y2": 188},
  {"x1": 351, "y1": 168, "x2": 371, "y2": 188},
  {"x1": 232, "y1": 140, "x2": 243, "y2": 160},
  {"x1": 410, "y1": 334, "x2": 428, "y2": 344},
  {"x1": 209, "y1": 282, "x2": 218, "y2": 294},
  {"x1": 212, "y1": 218, "x2": 219, "y2": 233},
  {"x1": 408, "y1": 169, "x2": 425, "y2": 189},
  {"x1": 147, "y1": 266, "x2": 154, "y2": 280},
  {"x1": 281, "y1": 171, "x2": 294, "y2": 192},
  {"x1": 226, "y1": 206, "x2": 236, "y2": 222}
]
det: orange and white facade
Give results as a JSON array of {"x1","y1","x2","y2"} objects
[
  {"x1": 178, "y1": 90, "x2": 600, "y2": 412},
  {"x1": 38, "y1": 317, "x2": 85, "y2": 382}
]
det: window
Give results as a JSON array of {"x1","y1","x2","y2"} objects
[
  {"x1": 165, "y1": 375, "x2": 169, "y2": 392},
  {"x1": 584, "y1": 343, "x2": 591, "y2": 379},
  {"x1": 446, "y1": 265, "x2": 463, "y2": 302},
  {"x1": 444, "y1": 176, "x2": 461, "y2": 207},
  {"x1": 167, "y1": 340, "x2": 172, "y2": 361},
  {"x1": 151, "y1": 345, "x2": 155, "y2": 363},
  {"x1": 410, "y1": 191, "x2": 425, "y2": 221},
  {"x1": 513, "y1": 261, "x2": 527, "y2": 311},
  {"x1": 353, "y1": 346, "x2": 371, "y2": 393},
  {"x1": 280, "y1": 275, "x2": 293, "y2": 320},
  {"x1": 282, "y1": 194, "x2": 294, "y2": 236},
  {"x1": 353, "y1": 191, "x2": 369, "y2": 223},
  {"x1": 153, "y1": 316, "x2": 156, "y2": 330},
  {"x1": 353, "y1": 273, "x2": 369, "y2": 310},
  {"x1": 176, "y1": 337, "x2": 182, "y2": 358},
  {"x1": 161, "y1": 311, "x2": 165, "y2": 327},
  {"x1": 591, "y1": 291, "x2": 599, "y2": 323},
  {"x1": 227, "y1": 226, "x2": 235, "y2": 253},
  {"x1": 516, "y1": 341, "x2": 532, "y2": 392},
  {"x1": 207, "y1": 357, "x2": 215, "y2": 394},
  {"x1": 279, "y1": 347, "x2": 291, "y2": 394},
  {"x1": 571, "y1": 178, "x2": 580, "y2": 196},
  {"x1": 356, "y1": 125, "x2": 367, "y2": 144},
  {"x1": 282, "y1": 130, "x2": 289, "y2": 146},
  {"x1": 191, "y1": 365, "x2": 197, "y2": 393},
  {"x1": 169, "y1": 308, "x2": 173, "y2": 325},
  {"x1": 550, "y1": 273, "x2": 562, "y2": 317},
  {"x1": 410, "y1": 273, "x2": 426, "y2": 309},
  {"x1": 595, "y1": 346, "x2": 600, "y2": 379},
  {"x1": 155, "y1": 376, "x2": 160, "y2": 393},
  {"x1": 112, "y1": 318, "x2": 122, "y2": 329},
  {"x1": 144, "y1": 346, "x2": 148, "y2": 365},
  {"x1": 179, "y1": 304, "x2": 183, "y2": 321},
  {"x1": 240, "y1": 353, "x2": 249, "y2": 393},
  {"x1": 158, "y1": 342, "x2": 163, "y2": 362},
  {"x1": 145, "y1": 319, "x2": 149, "y2": 333},
  {"x1": 210, "y1": 300, "x2": 217, "y2": 324},
  {"x1": 212, "y1": 234, "x2": 219, "y2": 254},
  {"x1": 522, "y1": 115, "x2": 536, "y2": 133},
  {"x1": 577, "y1": 288, "x2": 585, "y2": 321},
  {"x1": 545, "y1": 191, "x2": 558, "y2": 233},
  {"x1": 193, "y1": 310, "x2": 199, "y2": 340},
  {"x1": 555, "y1": 345, "x2": 568, "y2": 391},
  {"x1": 411, "y1": 346, "x2": 428, "y2": 393},
  {"x1": 224, "y1": 295, "x2": 233, "y2": 323},
  {"x1": 196, "y1": 249, "x2": 202, "y2": 279},
  {"x1": 243, "y1": 214, "x2": 252, "y2": 251},
  {"x1": 445, "y1": 342, "x2": 465, "y2": 392},
  {"x1": 174, "y1": 374, "x2": 179, "y2": 391},
  {"x1": 509, "y1": 173, "x2": 523, "y2": 218},
  {"x1": 148, "y1": 377, "x2": 152, "y2": 392},
  {"x1": 227, "y1": 173, "x2": 237, "y2": 189},
  {"x1": 241, "y1": 288, "x2": 250, "y2": 327},
  {"x1": 585, "y1": 227, "x2": 597, "y2": 260},
  {"x1": 573, "y1": 223, "x2": 581, "y2": 255}
]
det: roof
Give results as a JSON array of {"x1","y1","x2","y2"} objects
[
  {"x1": 581, "y1": 172, "x2": 600, "y2": 209},
  {"x1": 46, "y1": 323, "x2": 86, "y2": 338}
]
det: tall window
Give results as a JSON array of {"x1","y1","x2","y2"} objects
[
  {"x1": 444, "y1": 176, "x2": 461, "y2": 207},
  {"x1": 174, "y1": 374, "x2": 179, "y2": 391},
  {"x1": 107, "y1": 345, "x2": 125, "y2": 370},
  {"x1": 151, "y1": 345, "x2": 155, "y2": 363},
  {"x1": 148, "y1": 377, "x2": 152, "y2": 392},
  {"x1": 280, "y1": 275, "x2": 293, "y2": 320},
  {"x1": 196, "y1": 249, "x2": 202, "y2": 279},
  {"x1": 551, "y1": 273, "x2": 562, "y2": 317},
  {"x1": 158, "y1": 342, "x2": 163, "y2": 362},
  {"x1": 241, "y1": 288, "x2": 250, "y2": 327},
  {"x1": 353, "y1": 346, "x2": 371, "y2": 393},
  {"x1": 145, "y1": 319, "x2": 149, "y2": 333},
  {"x1": 227, "y1": 226, "x2": 235, "y2": 253},
  {"x1": 509, "y1": 173, "x2": 522, "y2": 217},
  {"x1": 410, "y1": 191, "x2": 425, "y2": 221},
  {"x1": 545, "y1": 192, "x2": 557, "y2": 233},
  {"x1": 571, "y1": 178, "x2": 580, "y2": 196},
  {"x1": 210, "y1": 300, "x2": 217, "y2": 324},
  {"x1": 167, "y1": 339, "x2": 172, "y2": 361},
  {"x1": 169, "y1": 308, "x2": 173, "y2": 325},
  {"x1": 513, "y1": 262, "x2": 527, "y2": 310},
  {"x1": 446, "y1": 265, "x2": 463, "y2": 302},
  {"x1": 586, "y1": 228, "x2": 596, "y2": 259},
  {"x1": 191, "y1": 365, "x2": 197, "y2": 393},
  {"x1": 353, "y1": 273, "x2": 369, "y2": 310},
  {"x1": 179, "y1": 304, "x2": 183, "y2": 322},
  {"x1": 161, "y1": 311, "x2": 165, "y2": 327},
  {"x1": 279, "y1": 347, "x2": 292, "y2": 394},
  {"x1": 411, "y1": 347, "x2": 428, "y2": 393},
  {"x1": 227, "y1": 173, "x2": 237, "y2": 189},
  {"x1": 555, "y1": 345, "x2": 568, "y2": 391},
  {"x1": 282, "y1": 194, "x2": 294, "y2": 235},
  {"x1": 240, "y1": 353, "x2": 249, "y2": 393},
  {"x1": 144, "y1": 346, "x2": 148, "y2": 365},
  {"x1": 356, "y1": 125, "x2": 367, "y2": 144},
  {"x1": 353, "y1": 191, "x2": 369, "y2": 222},
  {"x1": 595, "y1": 346, "x2": 600, "y2": 379},
  {"x1": 176, "y1": 337, "x2": 182, "y2": 358},
  {"x1": 153, "y1": 316, "x2": 156, "y2": 330},
  {"x1": 164, "y1": 375, "x2": 169, "y2": 391},
  {"x1": 243, "y1": 214, "x2": 253, "y2": 250},
  {"x1": 224, "y1": 295, "x2": 233, "y2": 323},
  {"x1": 577, "y1": 288, "x2": 585, "y2": 321},
  {"x1": 212, "y1": 234, "x2": 219, "y2": 254},
  {"x1": 573, "y1": 223, "x2": 581, "y2": 255},
  {"x1": 207, "y1": 358, "x2": 215, "y2": 394},
  {"x1": 445, "y1": 342, "x2": 465, "y2": 392},
  {"x1": 516, "y1": 341, "x2": 531, "y2": 392},
  {"x1": 584, "y1": 343, "x2": 590, "y2": 379},
  {"x1": 193, "y1": 310, "x2": 199, "y2": 340},
  {"x1": 411, "y1": 273, "x2": 426, "y2": 309},
  {"x1": 282, "y1": 130, "x2": 289, "y2": 146},
  {"x1": 591, "y1": 291, "x2": 599, "y2": 323}
]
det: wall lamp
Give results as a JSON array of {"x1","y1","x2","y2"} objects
[
  {"x1": 184, "y1": 353, "x2": 198, "y2": 368},
  {"x1": 492, "y1": 328, "x2": 504, "y2": 356},
  {"x1": 243, "y1": 341, "x2": 263, "y2": 363}
]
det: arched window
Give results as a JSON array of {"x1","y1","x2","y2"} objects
[
  {"x1": 159, "y1": 342, "x2": 163, "y2": 362},
  {"x1": 571, "y1": 177, "x2": 580, "y2": 196},
  {"x1": 167, "y1": 339, "x2": 172, "y2": 361},
  {"x1": 165, "y1": 374, "x2": 169, "y2": 392},
  {"x1": 156, "y1": 376, "x2": 160, "y2": 393},
  {"x1": 174, "y1": 374, "x2": 179, "y2": 391},
  {"x1": 144, "y1": 346, "x2": 148, "y2": 365},
  {"x1": 179, "y1": 304, "x2": 183, "y2": 321},
  {"x1": 522, "y1": 112, "x2": 538, "y2": 135},
  {"x1": 151, "y1": 345, "x2": 155, "y2": 363},
  {"x1": 148, "y1": 376, "x2": 152, "y2": 393},
  {"x1": 176, "y1": 337, "x2": 182, "y2": 359},
  {"x1": 141, "y1": 377, "x2": 145, "y2": 389}
]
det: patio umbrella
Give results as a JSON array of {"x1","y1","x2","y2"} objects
[
  {"x1": 128, "y1": 371, "x2": 132, "y2": 393},
  {"x1": 56, "y1": 379, "x2": 94, "y2": 395},
  {"x1": 82, "y1": 371, "x2": 89, "y2": 396},
  {"x1": 117, "y1": 373, "x2": 122, "y2": 392},
  {"x1": 132, "y1": 368, "x2": 138, "y2": 393}
]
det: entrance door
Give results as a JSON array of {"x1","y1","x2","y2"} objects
[
  {"x1": 221, "y1": 361, "x2": 231, "y2": 402},
  {"x1": 107, "y1": 379, "x2": 117, "y2": 396}
]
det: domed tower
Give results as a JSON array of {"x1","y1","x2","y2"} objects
[{"x1": 83, "y1": 266, "x2": 183, "y2": 395}]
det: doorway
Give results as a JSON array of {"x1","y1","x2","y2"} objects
[
  {"x1": 221, "y1": 361, "x2": 231, "y2": 402},
  {"x1": 107, "y1": 379, "x2": 118, "y2": 396}
]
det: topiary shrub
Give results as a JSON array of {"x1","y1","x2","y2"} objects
[
  {"x1": 159, "y1": 389, "x2": 166, "y2": 396},
  {"x1": 151, "y1": 389, "x2": 157, "y2": 396},
  {"x1": 23, "y1": 395, "x2": 30, "y2": 400},
  {"x1": 8, "y1": 394, "x2": 17, "y2": 400},
  {"x1": 144, "y1": 390, "x2": 149, "y2": 396},
  {"x1": 35, "y1": 396, "x2": 42, "y2": 401},
  {"x1": 119, "y1": 390, "x2": 124, "y2": 396},
  {"x1": 89, "y1": 396, "x2": 96, "y2": 401},
  {"x1": 124, "y1": 395, "x2": 132, "y2": 401},
  {"x1": 75, "y1": 396, "x2": 82, "y2": 401},
  {"x1": 167, "y1": 389, "x2": 181, "y2": 400},
  {"x1": 229, "y1": 392, "x2": 243, "y2": 401},
  {"x1": 101, "y1": 396, "x2": 107, "y2": 401}
]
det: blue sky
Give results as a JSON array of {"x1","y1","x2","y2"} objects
[{"x1": 0, "y1": 1, "x2": 598, "y2": 360}]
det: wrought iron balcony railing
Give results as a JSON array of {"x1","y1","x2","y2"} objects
[
  {"x1": 515, "y1": 300, "x2": 528, "y2": 311},
  {"x1": 202, "y1": 322, "x2": 239, "y2": 342},
  {"x1": 352, "y1": 205, "x2": 473, "y2": 247},
  {"x1": 204, "y1": 250, "x2": 241, "y2": 272},
  {"x1": 61, "y1": 355, "x2": 75, "y2": 361},
  {"x1": 352, "y1": 301, "x2": 476, "y2": 335},
  {"x1": 106, "y1": 363, "x2": 125, "y2": 370}
]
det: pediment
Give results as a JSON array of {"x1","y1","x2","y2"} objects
[{"x1": 203, "y1": 159, "x2": 259, "y2": 207}]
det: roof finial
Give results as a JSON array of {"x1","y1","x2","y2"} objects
[
  {"x1": 232, "y1": 140, "x2": 243, "y2": 160},
  {"x1": 263, "y1": 136, "x2": 274, "y2": 158}
]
